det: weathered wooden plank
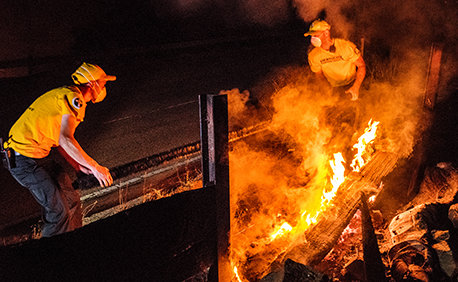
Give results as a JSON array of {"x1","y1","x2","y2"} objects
[{"x1": 283, "y1": 152, "x2": 398, "y2": 268}]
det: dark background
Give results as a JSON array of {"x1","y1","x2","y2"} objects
[{"x1": 0, "y1": 0, "x2": 302, "y2": 63}]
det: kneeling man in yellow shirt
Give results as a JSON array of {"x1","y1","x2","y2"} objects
[{"x1": 4, "y1": 63, "x2": 115, "y2": 237}]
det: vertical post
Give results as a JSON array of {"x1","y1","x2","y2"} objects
[
  {"x1": 361, "y1": 193, "x2": 386, "y2": 281},
  {"x1": 199, "y1": 95, "x2": 213, "y2": 187},
  {"x1": 408, "y1": 43, "x2": 443, "y2": 197},
  {"x1": 424, "y1": 43, "x2": 443, "y2": 110},
  {"x1": 199, "y1": 94, "x2": 231, "y2": 281}
]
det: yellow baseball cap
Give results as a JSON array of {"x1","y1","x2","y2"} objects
[
  {"x1": 71, "y1": 62, "x2": 116, "y2": 85},
  {"x1": 303, "y1": 20, "x2": 331, "y2": 37}
]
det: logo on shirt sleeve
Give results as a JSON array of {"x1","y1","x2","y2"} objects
[{"x1": 72, "y1": 97, "x2": 83, "y2": 109}]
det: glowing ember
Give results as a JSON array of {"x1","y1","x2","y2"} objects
[
  {"x1": 350, "y1": 119, "x2": 380, "y2": 172},
  {"x1": 338, "y1": 210, "x2": 362, "y2": 244},
  {"x1": 368, "y1": 195, "x2": 376, "y2": 203}
]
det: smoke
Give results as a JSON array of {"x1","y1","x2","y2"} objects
[
  {"x1": 293, "y1": 0, "x2": 355, "y2": 38},
  {"x1": 239, "y1": 0, "x2": 291, "y2": 26},
  {"x1": 293, "y1": 0, "x2": 455, "y2": 47},
  {"x1": 154, "y1": 0, "x2": 292, "y2": 26},
  {"x1": 362, "y1": 50, "x2": 429, "y2": 157}
]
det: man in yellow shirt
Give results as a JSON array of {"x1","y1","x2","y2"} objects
[
  {"x1": 4, "y1": 63, "x2": 115, "y2": 237},
  {"x1": 305, "y1": 20, "x2": 366, "y2": 101}
]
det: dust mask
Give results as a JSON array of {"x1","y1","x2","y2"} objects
[
  {"x1": 311, "y1": 36, "x2": 322, "y2": 48},
  {"x1": 93, "y1": 87, "x2": 107, "y2": 103},
  {"x1": 90, "y1": 81, "x2": 107, "y2": 103}
]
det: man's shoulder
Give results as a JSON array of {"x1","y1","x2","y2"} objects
[
  {"x1": 41, "y1": 86, "x2": 81, "y2": 100},
  {"x1": 335, "y1": 38, "x2": 361, "y2": 60},
  {"x1": 335, "y1": 38, "x2": 357, "y2": 49},
  {"x1": 308, "y1": 47, "x2": 324, "y2": 59},
  {"x1": 62, "y1": 86, "x2": 86, "y2": 113},
  {"x1": 44, "y1": 86, "x2": 86, "y2": 117}
]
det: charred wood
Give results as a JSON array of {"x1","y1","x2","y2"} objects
[
  {"x1": 361, "y1": 193, "x2": 387, "y2": 281},
  {"x1": 282, "y1": 259, "x2": 329, "y2": 282}
]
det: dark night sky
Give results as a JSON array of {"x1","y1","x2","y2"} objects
[
  {"x1": 0, "y1": 0, "x2": 304, "y2": 63},
  {"x1": 0, "y1": 0, "x2": 455, "y2": 64}
]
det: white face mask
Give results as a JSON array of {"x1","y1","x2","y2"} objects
[
  {"x1": 311, "y1": 36, "x2": 322, "y2": 47},
  {"x1": 93, "y1": 87, "x2": 106, "y2": 103}
]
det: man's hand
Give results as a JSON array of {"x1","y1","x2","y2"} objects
[
  {"x1": 346, "y1": 56, "x2": 366, "y2": 101},
  {"x1": 60, "y1": 114, "x2": 113, "y2": 188},
  {"x1": 90, "y1": 164, "x2": 113, "y2": 187},
  {"x1": 346, "y1": 86, "x2": 359, "y2": 101}
]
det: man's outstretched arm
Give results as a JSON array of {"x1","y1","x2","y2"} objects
[
  {"x1": 346, "y1": 56, "x2": 366, "y2": 100},
  {"x1": 59, "y1": 114, "x2": 113, "y2": 187}
]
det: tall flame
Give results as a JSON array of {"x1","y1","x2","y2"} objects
[
  {"x1": 268, "y1": 152, "x2": 346, "y2": 243},
  {"x1": 233, "y1": 266, "x2": 243, "y2": 282},
  {"x1": 323, "y1": 152, "x2": 346, "y2": 205},
  {"x1": 350, "y1": 119, "x2": 380, "y2": 172}
]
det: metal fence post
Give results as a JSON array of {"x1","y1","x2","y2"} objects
[{"x1": 199, "y1": 94, "x2": 231, "y2": 281}]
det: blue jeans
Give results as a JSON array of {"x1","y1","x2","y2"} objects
[{"x1": 9, "y1": 153, "x2": 82, "y2": 237}]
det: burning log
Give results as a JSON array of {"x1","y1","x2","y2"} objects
[
  {"x1": 283, "y1": 152, "x2": 398, "y2": 267},
  {"x1": 239, "y1": 151, "x2": 399, "y2": 280}
]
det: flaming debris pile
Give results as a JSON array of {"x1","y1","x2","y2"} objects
[{"x1": 225, "y1": 54, "x2": 430, "y2": 280}]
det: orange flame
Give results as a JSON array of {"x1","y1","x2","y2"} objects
[
  {"x1": 368, "y1": 195, "x2": 376, "y2": 203},
  {"x1": 268, "y1": 152, "x2": 346, "y2": 242},
  {"x1": 270, "y1": 222, "x2": 293, "y2": 241},
  {"x1": 323, "y1": 152, "x2": 346, "y2": 205},
  {"x1": 350, "y1": 119, "x2": 380, "y2": 172},
  {"x1": 233, "y1": 266, "x2": 243, "y2": 282}
]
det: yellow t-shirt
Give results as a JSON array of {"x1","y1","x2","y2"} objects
[
  {"x1": 308, "y1": 38, "x2": 361, "y2": 87},
  {"x1": 7, "y1": 86, "x2": 86, "y2": 158}
]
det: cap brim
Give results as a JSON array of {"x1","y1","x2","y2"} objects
[
  {"x1": 304, "y1": 31, "x2": 320, "y2": 37},
  {"x1": 104, "y1": 75, "x2": 117, "y2": 81}
]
